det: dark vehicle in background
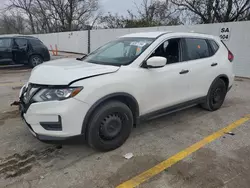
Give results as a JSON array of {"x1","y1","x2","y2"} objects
[{"x1": 0, "y1": 36, "x2": 50, "y2": 67}]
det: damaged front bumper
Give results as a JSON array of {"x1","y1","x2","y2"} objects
[{"x1": 18, "y1": 83, "x2": 90, "y2": 144}]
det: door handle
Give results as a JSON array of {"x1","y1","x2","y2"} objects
[
  {"x1": 211, "y1": 63, "x2": 218, "y2": 67},
  {"x1": 179, "y1": 70, "x2": 189, "y2": 74}
]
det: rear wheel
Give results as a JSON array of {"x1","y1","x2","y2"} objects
[
  {"x1": 29, "y1": 55, "x2": 43, "y2": 68},
  {"x1": 87, "y1": 101, "x2": 133, "y2": 151},
  {"x1": 201, "y1": 79, "x2": 227, "y2": 111}
]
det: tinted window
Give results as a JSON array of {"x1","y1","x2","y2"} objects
[
  {"x1": 0, "y1": 38, "x2": 12, "y2": 48},
  {"x1": 184, "y1": 38, "x2": 209, "y2": 61},
  {"x1": 15, "y1": 38, "x2": 27, "y2": 48},
  {"x1": 30, "y1": 39, "x2": 43, "y2": 46},
  {"x1": 208, "y1": 40, "x2": 219, "y2": 55}
]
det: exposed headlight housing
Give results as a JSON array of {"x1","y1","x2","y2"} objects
[
  {"x1": 33, "y1": 87, "x2": 83, "y2": 102},
  {"x1": 19, "y1": 84, "x2": 27, "y2": 98}
]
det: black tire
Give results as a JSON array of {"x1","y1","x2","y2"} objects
[
  {"x1": 29, "y1": 55, "x2": 43, "y2": 68},
  {"x1": 87, "y1": 101, "x2": 133, "y2": 151},
  {"x1": 201, "y1": 79, "x2": 227, "y2": 111}
]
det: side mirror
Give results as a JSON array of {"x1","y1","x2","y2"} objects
[{"x1": 145, "y1": 56, "x2": 167, "y2": 68}]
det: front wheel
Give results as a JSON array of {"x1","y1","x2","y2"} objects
[
  {"x1": 201, "y1": 79, "x2": 227, "y2": 111},
  {"x1": 29, "y1": 55, "x2": 43, "y2": 68},
  {"x1": 87, "y1": 101, "x2": 133, "y2": 151}
]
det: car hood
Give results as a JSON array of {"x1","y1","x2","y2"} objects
[{"x1": 29, "y1": 58, "x2": 120, "y2": 85}]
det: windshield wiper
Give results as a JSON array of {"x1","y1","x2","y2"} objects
[{"x1": 76, "y1": 54, "x2": 87, "y2": 61}]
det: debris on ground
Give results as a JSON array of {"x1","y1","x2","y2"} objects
[
  {"x1": 11, "y1": 101, "x2": 20, "y2": 106},
  {"x1": 12, "y1": 86, "x2": 23, "y2": 90},
  {"x1": 56, "y1": 145, "x2": 63, "y2": 149},
  {"x1": 123, "y1": 153, "x2": 134, "y2": 159},
  {"x1": 225, "y1": 132, "x2": 235, "y2": 136}
]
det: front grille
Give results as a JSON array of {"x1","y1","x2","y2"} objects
[{"x1": 20, "y1": 83, "x2": 41, "y2": 113}]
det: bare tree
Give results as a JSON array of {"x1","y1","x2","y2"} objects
[
  {"x1": 0, "y1": 11, "x2": 27, "y2": 34},
  {"x1": 6, "y1": 0, "x2": 100, "y2": 33},
  {"x1": 172, "y1": 0, "x2": 250, "y2": 23},
  {"x1": 100, "y1": 0, "x2": 181, "y2": 29},
  {"x1": 133, "y1": 0, "x2": 180, "y2": 25},
  {"x1": 99, "y1": 13, "x2": 126, "y2": 28},
  {"x1": 8, "y1": 0, "x2": 36, "y2": 33},
  {"x1": 44, "y1": 0, "x2": 99, "y2": 31}
]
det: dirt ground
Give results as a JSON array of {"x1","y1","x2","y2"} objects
[{"x1": 0, "y1": 64, "x2": 250, "y2": 188}]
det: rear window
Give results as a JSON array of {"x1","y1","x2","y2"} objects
[
  {"x1": 183, "y1": 38, "x2": 210, "y2": 61},
  {"x1": 0, "y1": 38, "x2": 12, "y2": 48}
]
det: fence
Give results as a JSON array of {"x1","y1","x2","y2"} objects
[{"x1": 3, "y1": 21, "x2": 250, "y2": 77}]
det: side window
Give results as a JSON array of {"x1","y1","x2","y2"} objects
[
  {"x1": 184, "y1": 38, "x2": 209, "y2": 61},
  {"x1": 150, "y1": 38, "x2": 181, "y2": 64},
  {"x1": 208, "y1": 40, "x2": 219, "y2": 55},
  {"x1": 30, "y1": 39, "x2": 43, "y2": 46},
  {"x1": 0, "y1": 38, "x2": 12, "y2": 48},
  {"x1": 14, "y1": 39, "x2": 28, "y2": 49}
]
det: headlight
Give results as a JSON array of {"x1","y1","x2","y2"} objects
[{"x1": 33, "y1": 87, "x2": 83, "y2": 102}]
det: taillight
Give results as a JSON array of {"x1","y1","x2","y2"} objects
[
  {"x1": 222, "y1": 40, "x2": 234, "y2": 62},
  {"x1": 228, "y1": 50, "x2": 234, "y2": 62}
]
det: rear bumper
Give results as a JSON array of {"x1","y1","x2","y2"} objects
[{"x1": 43, "y1": 53, "x2": 50, "y2": 61}]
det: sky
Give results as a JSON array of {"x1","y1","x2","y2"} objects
[
  {"x1": 0, "y1": 0, "x2": 142, "y2": 16},
  {"x1": 101, "y1": 0, "x2": 142, "y2": 15}
]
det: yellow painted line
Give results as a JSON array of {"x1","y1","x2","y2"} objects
[{"x1": 117, "y1": 116, "x2": 250, "y2": 188}]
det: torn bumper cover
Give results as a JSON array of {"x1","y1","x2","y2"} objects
[{"x1": 18, "y1": 84, "x2": 90, "y2": 143}]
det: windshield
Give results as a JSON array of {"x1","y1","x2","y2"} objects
[{"x1": 83, "y1": 37, "x2": 154, "y2": 66}]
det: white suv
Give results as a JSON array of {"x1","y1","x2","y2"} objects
[{"x1": 19, "y1": 32, "x2": 234, "y2": 151}]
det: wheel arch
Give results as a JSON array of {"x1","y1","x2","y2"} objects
[
  {"x1": 29, "y1": 53, "x2": 44, "y2": 61},
  {"x1": 81, "y1": 92, "x2": 140, "y2": 137},
  {"x1": 208, "y1": 74, "x2": 229, "y2": 94},
  {"x1": 219, "y1": 75, "x2": 229, "y2": 89}
]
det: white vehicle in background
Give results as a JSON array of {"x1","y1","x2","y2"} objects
[{"x1": 19, "y1": 32, "x2": 234, "y2": 151}]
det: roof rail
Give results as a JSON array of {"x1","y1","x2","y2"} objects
[{"x1": 15, "y1": 36, "x2": 37, "y2": 39}]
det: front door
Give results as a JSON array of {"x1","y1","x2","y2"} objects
[
  {"x1": 0, "y1": 38, "x2": 13, "y2": 64},
  {"x1": 139, "y1": 38, "x2": 192, "y2": 115}
]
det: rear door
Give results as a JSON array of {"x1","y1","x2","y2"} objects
[
  {"x1": 0, "y1": 38, "x2": 13, "y2": 64},
  {"x1": 13, "y1": 38, "x2": 29, "y2": 63},
  {"x1": 182, "y1": 38, "x2": 219, "y2": 99}
]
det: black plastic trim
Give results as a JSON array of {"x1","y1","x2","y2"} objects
[
  {"x1": 40, "y1": 116, "x2": 62, "y2": 131},
  {"x1": 37, "y1": 134, "x2": 83, "y2": 141},
  {"x1": 139, "y1": 97, "x2": 206, "y2": 122},
  {"x1": 179, "y1": 70, "x2": 189, "y2": 74},
  {"x1": 155, "y1": 32, "x2": 170, "y2": 39},
  {"x1": 81, "y1": 92, "x2": 139, "y2": 135}
]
